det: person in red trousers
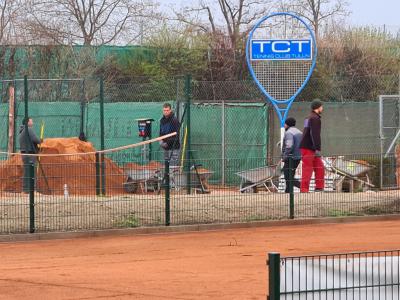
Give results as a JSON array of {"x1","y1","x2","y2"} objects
[{"x1": 300, "y1": 100, "x2": 324, "y2": 192}]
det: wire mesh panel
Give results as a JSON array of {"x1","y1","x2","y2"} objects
[
  {"x1": 101, "y1": 79, "x2": 178, "y2": 161},
  {"x1": 275, "y1": 250, "x2": 400, "y2": 299},
  {"x1": 168, "y1": 156, "x2": 286, "y2": 225},
  {"x1": 379, "y1": 95, "x2": 400, "y2": 156},
  {"x1": 0, "y1": 146, "x2": 166, "y2": 234},
  {"x1": 0, "y1": 79, "x2": 86, "y2": 152}
]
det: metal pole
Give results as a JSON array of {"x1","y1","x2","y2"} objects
[
  {"x1": 165, "y1": 160, "x2": 170, "y2": 226},
  {"x1": 148, "y1": 126, "x2": 152, "y2": 162},
  {"x1": 80, "y1": 79, "x2": 85, "y2": 136},
  {"x1": 7, "y1": 85, "x2": 15, "y2": 155},
  {"x1": 185, "y1": 75, "x2": 192, "y2": 194},
  {"x1": 95, "y1": 152, "x2": 100, "y2": 195},
  {"x1": 267, "y1": 104, "x2": 274, "y2": 165},
  {"x1": 99, "y1": 78, "x2": 106, "y2": 195},
  {"x1": 24, "y1": 75, "x2": 28, "y2": 120},
  {"x1": 13, "y1": 81, "x2": 17, "y2": 153},
  {"x1": 379, "y1": 96, "x2": 384, "y2": 189},
  {"x1": 29, "y1": 162, "x2": 35, "y2": 233},
  {"x1": 221, "y1": 100, "x2": 226, "y2": 185},
  {"x1": 265, "y1": 104, "x2": 269, "y2": 165},
  {"x1": 289, "y1": 156, "x2": 295, "y2": 219},
  {"x1": 267, "y1": 252, "x2": 281, "y2": 300}
]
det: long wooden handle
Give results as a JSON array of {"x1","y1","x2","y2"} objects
[{"x1": 3, "y1": 132, "x2": 177, "y2": 157}]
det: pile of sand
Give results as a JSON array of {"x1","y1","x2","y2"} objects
[{"x1": 0, "y1": 138, "x2": 127, "y2": 195}]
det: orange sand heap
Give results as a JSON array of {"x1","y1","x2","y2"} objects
[{"x1": 0, "y1": 138, "x2": 127, "y2": 195}]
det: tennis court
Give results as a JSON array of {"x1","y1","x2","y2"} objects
[{"x1": 0, "y1": 217, "x2": 399, "y2": 299}]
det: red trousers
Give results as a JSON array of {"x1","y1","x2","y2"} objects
[{"x1": 300, "y1": 148, "x2": 325, "y2": 192}]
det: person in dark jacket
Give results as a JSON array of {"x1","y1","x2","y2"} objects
[
  {"x1": 282, "y1": 117, "x2": 302, "y2": 193},
  {"x1": 18, "y1": 117, "x2": 41, "y2": 193},
  {"x1": 300, "y1": 99, "x2": 324, "y2": 192},
  {"x1": 159, "y1": 103, "x2": 180, "y2": 166}
]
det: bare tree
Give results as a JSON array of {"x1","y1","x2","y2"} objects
[
  {"x1": 0, "y1": 0, "x2": 20, "y2": 44},
  {"x1": 278, "y1": 0, "x2": 349, "y2": 38},
  {"x1": 24, "y1": 0, "x2": 159, "y2": 45},
  {"x1": 174, "y1": 0, "x2": 273, "y2": 49},
  {"x1": 171, "y1": 0, "x2": 273, "y2": 79}
]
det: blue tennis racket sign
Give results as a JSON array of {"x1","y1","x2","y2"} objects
[{"x1": 246, "y1": 12, "x2": 317, "y2": 143}]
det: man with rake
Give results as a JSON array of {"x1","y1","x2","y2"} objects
[{"x1": 18, "y1": 117, "x2": 42, "y2": 193}]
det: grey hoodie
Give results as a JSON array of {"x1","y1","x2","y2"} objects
[
  {"x1": 18, "y1": 125, "x2": 41, "y2": 153},
  {"x1": 282, "y1": 126, "x2": 302, "y2": 160}
]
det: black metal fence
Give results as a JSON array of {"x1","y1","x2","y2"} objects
[
  {"x1": 268, "y1": 250, "x2": 400, "y2": 299},
  {"x1": 0, "y1": 152, "x2": 399, "y2": 234}
]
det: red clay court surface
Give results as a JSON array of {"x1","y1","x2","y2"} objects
[{"x1": 1, "y1": 219, "x2": 400, "y2": 299}]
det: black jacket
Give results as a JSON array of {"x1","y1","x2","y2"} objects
[
  {"x1": 160, "y1": 113, "x2": 180, "y2": 150},
  {"x1": 18, "y1": 125, "x2": 41, "y2": 153},
  {"x1": 300, "y1": 112, "x2": 321, "y2": 151}
]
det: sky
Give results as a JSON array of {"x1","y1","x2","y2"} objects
[
  {"x1": 348, "y1": 0, "x2": 399, "y2": 32},
  {"x1": 161, "y1": 0, "x2": 400, "y2": 32}
]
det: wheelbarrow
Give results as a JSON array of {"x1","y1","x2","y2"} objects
[
  {"x1": 165, "y1": 164, "x2": 214, "y2": 193},
  {"x1": 324, "y1": 157, "x2": 375, "y2": 192},
  {"x1": 123, "y1": 168, "x2": 162, "y2": 193},
  {"x1": 235, "y1": 165, "x2": 280, "y2": 193}
]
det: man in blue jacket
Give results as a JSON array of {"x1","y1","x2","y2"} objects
[{"x1": 159, "y1": 103, "x2": 180, "y2": 166}]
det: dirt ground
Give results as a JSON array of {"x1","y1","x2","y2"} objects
[{"x1": 0, "y1": 219, "x2": 400, "y2": 299}]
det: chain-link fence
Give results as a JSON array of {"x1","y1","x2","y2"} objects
[
  {"x1": 1, "y1": 75, "x2": 399, "y2": 156},
  {"x1": 0, "y1": 75, "x2": 399, "y2": 234}
]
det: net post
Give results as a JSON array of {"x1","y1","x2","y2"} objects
[
  {"x1": 267, "y1": 252, "x2": 280, "y2": 300},
  {"x1": 185, "y1": 74, "x2": 192, "y2": 194},
  {"x1": 289, "y1": 155, "x2": 295, "y2": 219},
  {"x1": 164, "y1": 160, "x2": 170, "y2": 226},
  {"x1": 99, "y1": 78, "x2": 106, "y2": 195},
  {"x1": 29, "y1": 161, "x2": 35, "y2": 233}
]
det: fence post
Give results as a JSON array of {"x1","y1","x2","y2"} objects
[
  {"x1": 7, "y1": 84, "x2": 15, "y2": 155},
  {"x1": 80, "y1": 79, "x2": 86, "y2": 137},
  {"x1": 13, "y1": 80, "x2": 18, "y2": 153},
  {"x1": 267, "y1": 252, "x2": 280, "y2": 300},
  {"x1": 221, "y1": 99, "x2": 226, "y2": 185},
  {"x1": 267, "y1": 104, "x2": 274, "y2": 165},
  {"x1": 24, "y1": 75, "x2": 29, "y2": 122},
  {"x1": 95, "y1": 152, "x2": 101, "y2": 196},
  {"x1": 29, "y1": 162, "x2": 35, "y2": 233},
  {"x1": 164, "y1": 160, "x2": 170, "y2": 226},
  {"x1": 185, "y1": 75, "x2": 192, "y2": 194},
  {"x1": 289, "y1": 156, "x2": 295, "y2": 219},
  {"x1": 99, "y1": 78, "x2": 106, "y2": 195}
]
